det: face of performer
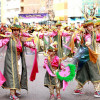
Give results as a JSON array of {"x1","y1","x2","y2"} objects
[
  {"x1": 57, "y1": 25, "x2": 61, "y2": 30},
  {"x1": 87, "y1": 25, "x2": 93, "y2": 32},
  {"x1": 97, "y1": 25, "x2": 100, "y2": 31},
  {"x1": 48, "y1": 50, "x2": 55, "y2": 57},
  {"x1": 12, "y1": 29, "x2": 20, "y2": 37}
]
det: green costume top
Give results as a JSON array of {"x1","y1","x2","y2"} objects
[{"x1": 3, "y1": 38, "x2": 28, "y2": 90}]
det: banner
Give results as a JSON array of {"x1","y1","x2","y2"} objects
[{"x1": 19, "y1": 13, "x2": 48, "y2": 19}]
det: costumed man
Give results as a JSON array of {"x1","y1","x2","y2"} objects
[
  {"x1": 73, "y1": 19, "x2": 100, "y2": 97},
  {"x1": 0, "y1": 17, "x2": 38, "y2": 100}
]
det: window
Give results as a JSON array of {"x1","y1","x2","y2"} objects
[{"x1": 21, "y1": 7, "x2": 24, "y2": 12}]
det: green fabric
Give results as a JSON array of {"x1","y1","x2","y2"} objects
[
  {"x1": 37, "y1": 34, "x2": 40, "y2": 52},
  {"x1": 58, "y1": 31, "x2": 63, "y2": 57},
  {"x1": 76, "y1": 60, "x2": 100, "y2": 85},
  {"x1": 3, "y1": 38, "x2": 28, "y2": 90},
  {"x1": 53, "y1": 32, "x2": 63, "y2": 57}
]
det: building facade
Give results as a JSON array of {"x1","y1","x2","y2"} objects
[
  {"x1": 53, "y1": 0, "x2": 68, "y2": 21},
  {"x1": 82, "y1": 0, "x2": 100, "y2": 17},
  {"x1": 1, "y1": 0, "x2": 20, "y2": 24},
  {"x1": 20, "y1": 0, "x2": 53, "y2": 14},
  {"x1": 19, "y1": 0, "x2": 54, "y2": 23}
]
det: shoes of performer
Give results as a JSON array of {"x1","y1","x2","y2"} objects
[
  {"x1": 56, "y1": 94, "x2": 61, "y2": 100},
  {"x1": 94, "y1": 91, "x2": 100, "y2": 98},
  {"x1": 10, "y1": 94, "x2": 19, "y2": 100},
  {"x1": 49, "y1": 94, "x2": 55, "y2": 100},
  {"x1": 73, "y1": 90, "x2": 84, "y2": 95},
  {"x1": 15, "y1": 92, "x2": 21, "y2": 97}
]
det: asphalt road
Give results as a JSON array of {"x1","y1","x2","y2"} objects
[{"x1": 0, "y1": 51, "x2": 100, "y2": 100}]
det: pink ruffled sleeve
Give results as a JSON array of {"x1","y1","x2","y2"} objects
[
  {"x1": 84, "y1": 34, "x2": 91, "y2": 45},
  {"x1": 24, "y1": 41, "x2": 35, "y2": 48},
  {"x1": 96, "y1": 34, "x2": 100, "y2": 42},
  {"x1": 20, "y1": 32, "x2": 30, "y2": 37},
  {"x1": 74, "y1": 34, "x2": 81, "y2": 43},
  {"x1": 50, "y1": 31, "x2": 57, "y2": 37},
  {"x1": 62, "y1": 32, "x2": 69, "y2": 37},
  {"x1": 0, "y1": 38, "x2": 9, "y2": 48}
]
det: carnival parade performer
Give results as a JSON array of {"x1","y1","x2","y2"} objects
[
  {"x1": 43, "y1": 42, "x2": 76, "y2": 100},
  {"x1": 0, "y1": 17, "x2": 36, "y2": 100},
  {"x1": 73, "y1": 19, "x2": 100, "y2": 97}
]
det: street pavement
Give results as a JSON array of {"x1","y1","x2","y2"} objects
[{"x1": 0, "y1": 52, "x2": 100, "y2": 100}]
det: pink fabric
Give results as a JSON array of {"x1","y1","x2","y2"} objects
[
  {"x1": 30, "y1": 48, "x2": 38, "y2": 81},
  {"x1": 5, "y1": 32, "x2": 12, "y2": 35},
  {"x1": 44, "y1": 63, "x2": 56, "y2": 77},
  {"x1": 51, "y1": 56, "x2": 59, "y2": 67},
  {"x1": 30, "y1": 40, "x2": 38, "y2": 81},
  {"x1": 63, "y1": 80, "x2": 68, "y2": 91},
  {"x1": 16, "y1": 40, "x2": 22, "y2": 52},
  {"x1": 59, "y1": 66, "x2": 70, "y2": 77},
  {"x1": 20, "y1": 32, "x2": 30, "y2": 37},
  {"x1": 59, "y1": 66, "x2": 70, "y2": 91},
  {"x1": 44, "y1": 56, "x2": 64, "y2": 68},
  {"x1": 50, "y1": 31, "x2": 57, "y2": 37},
  {"x1": 0, "y1": 38, "x2": 9, "y2": 48},
  {"x1": 0, "y1": 71, "x2": 6, "y2": 86},
  {"x1": 84, "y1": 33, "x2": 91, "y2": 43},
  {"x1": 39, "y1": 34, "x2": 44, "y2": 39},
  {"x1": 64, "y1": 45, "x2": 75, "y2": 53},
  {"x1": 43, "y1": 57, "x2": 57, "y2": 76},
  {"x1": 96, "y1": 33, "x2": 100, "y2": 42},
  {"x1": 24, "y1": 41, "x2": 35, "y2": 48},
  {"x1": 62, "y1": 32, "x2": 69, "y2": 37},
  {"x1": 74, "y1": 34, "x2": 80, "y2": 44},
  {"x1": 66, "y1": 36, "x2": 71, "y2": 42}
]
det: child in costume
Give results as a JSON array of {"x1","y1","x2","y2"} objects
[{"x1": 43, "y1": 42, "x2": 76, "y2": 100}]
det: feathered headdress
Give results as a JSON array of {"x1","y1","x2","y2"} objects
[{"x1": 11, "y1": 16, "x2": 21, "y2": 30}]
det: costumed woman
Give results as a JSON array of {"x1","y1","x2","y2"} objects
[
  {"x1": 0, "y1": 19, "x2": 36, "y2": 100},
  {"x1": 43, "y1": 42, "x2": 76, "y2": 100},
  {"x1": 73, "y1": 19, "x2": 100, "y2": 97}
]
